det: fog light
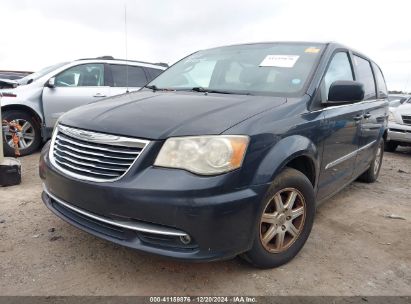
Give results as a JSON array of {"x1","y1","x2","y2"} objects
[{"x1": 179, "y1": 235, "x2": 191, "y2": 245}]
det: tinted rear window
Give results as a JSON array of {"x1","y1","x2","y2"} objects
[
  {"x1": 110, "y1": 64, "x2": 147, "y2": 87},
  {"x1": 146, "y1": 67, "x2": 164, "y2": 80}
]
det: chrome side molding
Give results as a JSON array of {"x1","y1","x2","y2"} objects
[{"x1": 325, "y1": 140, "x2": 377, "y2": 170}]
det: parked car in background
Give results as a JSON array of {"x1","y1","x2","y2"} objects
[
  {"x1": 0, "y1": 78, "x2": 18, "y2": 89},
  {"x1": 386, "y1": 96, "x2": 411, "y2": 151},
  {"x1": 40, "y1": 42, "x2": 388, "y2": 268},
  {"x1": 1, "y1": 57, "x2": 167, "y2": 156},
  {"x1": 0, "y1": 70, "x2": 32, "y2": 81},
  {"x1": 388, "y1": 94, "x2": 410, "y2": 107}
]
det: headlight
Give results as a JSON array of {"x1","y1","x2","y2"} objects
[
  {"x1": 388, "y1": 111, "x2": 396, "y2": 122},
  {"x1": 154, "y1": 135, "x2": 249, "y2": 175}
]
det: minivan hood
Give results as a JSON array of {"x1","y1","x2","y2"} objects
[{"x1": 59, "y1": 91, "x2": 286, "y2": 139}]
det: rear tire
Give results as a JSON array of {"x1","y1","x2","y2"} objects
[
  {"x1": 384, "y1": 141, "x2": 398, "y2": 152},
  {"x1": 358, "y1": 140, "x2": 384, "y2": 183},
  {"x1": 2, "y1": 110, "x2": 42, "y2": 157},
  {"x1": 242, "y1": 168, "x2": 316, "y2": 269}
]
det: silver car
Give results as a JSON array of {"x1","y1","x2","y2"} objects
[
  {"x1": 0, "y1": 57, "x2": 167, "y2": 156},
  {"x1": 386, "y1": 96, "x2": 411, "y2": 151}
]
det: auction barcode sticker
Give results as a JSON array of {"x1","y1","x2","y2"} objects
[{"x1": 259, "y1": 55, "x2": 299, "y2": 68}]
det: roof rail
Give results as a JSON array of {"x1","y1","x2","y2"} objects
[
  {"x1": 153, "y1": 62, "x2": 169, "y2": 68},
  {"x1": 96, "y1": 56, "x2": 115, "y2": 60},
  {"x1": 76, "y1": 56, "x2": 168, "y2": 67}
]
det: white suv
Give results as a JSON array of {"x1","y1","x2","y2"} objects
[
  {"x1": 0, "y1": 57, "x2": 167, "y2": 156},
  {"x1": 386, "y1": 96, "x2": 411, "y2": 151}
]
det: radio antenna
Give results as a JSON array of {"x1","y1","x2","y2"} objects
[{"x1": 124, "y1": 3, "x2": 129, "y2": 93}]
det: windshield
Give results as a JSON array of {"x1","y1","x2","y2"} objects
[
  {"x1": 18, "y1": 62, "x2": 68, "y2": 85},
  {"x1": 148, "y1": 43, "x2": 324, "y2": 96}
]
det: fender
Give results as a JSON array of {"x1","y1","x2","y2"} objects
[
  {"x1": 251, "y1": 135, "x2": 320, "y2": 189},
  {"x1": 1, "y1": 102, "x2": 43, "y2": 123},
  {"x1": 0, "y1": 85, "x2": 45, "y2": 124},
  {"x1": 1, "y1": 85, "x2": 46, "y2": 139}
]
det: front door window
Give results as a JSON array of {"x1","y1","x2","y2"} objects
[{"x1": 55, "y1": 64, "x2": 104, "y2": 87}]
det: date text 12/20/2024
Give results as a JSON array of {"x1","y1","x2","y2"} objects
[{"x1": 149, "y1": 297, "x2": 257, "y2": 303}]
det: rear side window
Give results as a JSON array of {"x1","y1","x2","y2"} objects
[
  {"x1": 323, "y1": 52, "x2": 354, "y2": 100},
  {"x1": 372, "y1": 63, "x2": 388, "y2": 98},
  {"x1": 110, "y1": 65, "x2": 147, "y2": 87},
  {"x1": 353, "y1": 55, "x2": 376, "y2": 100},
  {"x1": 146, "y1": 68, "x2": 164, "y2": 80}
]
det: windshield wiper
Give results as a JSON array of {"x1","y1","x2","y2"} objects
[
  {"x1": 144, "y1": 85, "x2": 176, "y2": 92},
  {"x1": 144, "y1": 84, "x2": 159, "y2": 91},
  {"x1": 191, "y1": 87, "x2": 233, "y2": 94},
  {"x1": 191, "y1": 87, "x2": 208, "y2": 92},
  {"x1": 191, "y1": 87, "x2": 250, "y2": 95}
]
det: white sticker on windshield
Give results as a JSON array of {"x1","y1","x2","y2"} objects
[{"x1": 259, "y1": 55, "x2": 300, "y2": 68}]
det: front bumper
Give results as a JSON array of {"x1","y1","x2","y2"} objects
[
  {"x1": 40, "y1": 143, "x2": 269, "y2": 261},
  {"x1": 387, "y1": 122, "x2": 411, "y2": 144}
]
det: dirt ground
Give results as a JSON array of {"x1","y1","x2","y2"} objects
[{"x1": 0, "y1": 148, "x2": 410, "y2": 296}]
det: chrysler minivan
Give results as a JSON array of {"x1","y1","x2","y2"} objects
[{"x1": 40, "y1": 42, "x2": 388, "y2": 268}]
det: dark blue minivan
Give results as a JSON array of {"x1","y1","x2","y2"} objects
[{"x1": 40, "y1": 42, "x2": 388, "y2": 268}]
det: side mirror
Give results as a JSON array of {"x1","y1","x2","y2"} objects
[
  {"x1": 325, "y1": 80, "x2": 364, "y2": 105},
  {"x1": 46, "y1": 77, "x2": 56, "y2": 88}
]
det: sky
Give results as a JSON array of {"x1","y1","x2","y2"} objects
[{"x1": 1, "y1": 0, "x2": 411, "y2": 91}]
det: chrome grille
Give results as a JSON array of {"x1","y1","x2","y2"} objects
[
  {"x1": 50, "y1": 124, "x2": 149, "y2": 182},
  {"x1": 402, "y1": 115, "x2": 411, "y2": 126}
]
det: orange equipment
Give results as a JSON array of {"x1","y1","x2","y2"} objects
[{"x1": 2, "y1": 120, "x2": 22, "y2": 157}]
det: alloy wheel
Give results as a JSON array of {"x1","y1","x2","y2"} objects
[
  {"x1": 3, "y1": 119, "x2": 36, "y2": 150},
  {"x1": 260, "y1": 188, "x2": 306, "y2": 253}
]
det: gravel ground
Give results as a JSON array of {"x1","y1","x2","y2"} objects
[{"x1": 0, "y1": 148, "x2": 410, "y2": 296}]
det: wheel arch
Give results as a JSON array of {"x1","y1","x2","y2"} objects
[
  {"x1": 252, "y1": 135, "x2": 320, "y2": 190},
  {"x1": 285, "y1": 155, "x2": 317, "y2": 188},
  {"x1": 1, "y1": 104, "x2": 43, "y2": 128}
]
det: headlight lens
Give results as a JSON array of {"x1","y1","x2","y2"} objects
[
  {"x1": 154, "y1": 135, "x2": 249, "y2": 175},
  {"x1": 388, "y1": 111, "x2": 396, "y2": 122}
]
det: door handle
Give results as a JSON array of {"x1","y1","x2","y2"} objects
[
  {"x1": 353, "y1": 115, "x2": 363, "y2": 121},
  {"x1": 364, "y1": 113, "x2": 372, "y2": 119},
  {"x1": 93, "y1": 93, "x2": 106, "y2": 97}
]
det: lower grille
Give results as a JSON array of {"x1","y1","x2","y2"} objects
[
  {"x1": 52, "y1": 198, "x2": 127, "y2": 240},
  {"x1": 50, "y1": 124, "x2": 149, "y2": 182},
  {"x1": 42, "y1": 185, "x2": 195, "y2": 250},
  {"x1": 402, "y1": 115, "x2": 411, "y2": 126}
]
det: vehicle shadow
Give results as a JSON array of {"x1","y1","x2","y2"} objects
[{"x1": 392, "y1": 146, "x2": 411, "y2": 155}]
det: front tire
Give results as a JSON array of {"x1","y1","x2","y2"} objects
[
  {"x1": 2, "y1": 110, "x2": 42, "y2": 157},
  {"x1": 242, "y1": 168, "x2": 316, "y2": 269}
]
